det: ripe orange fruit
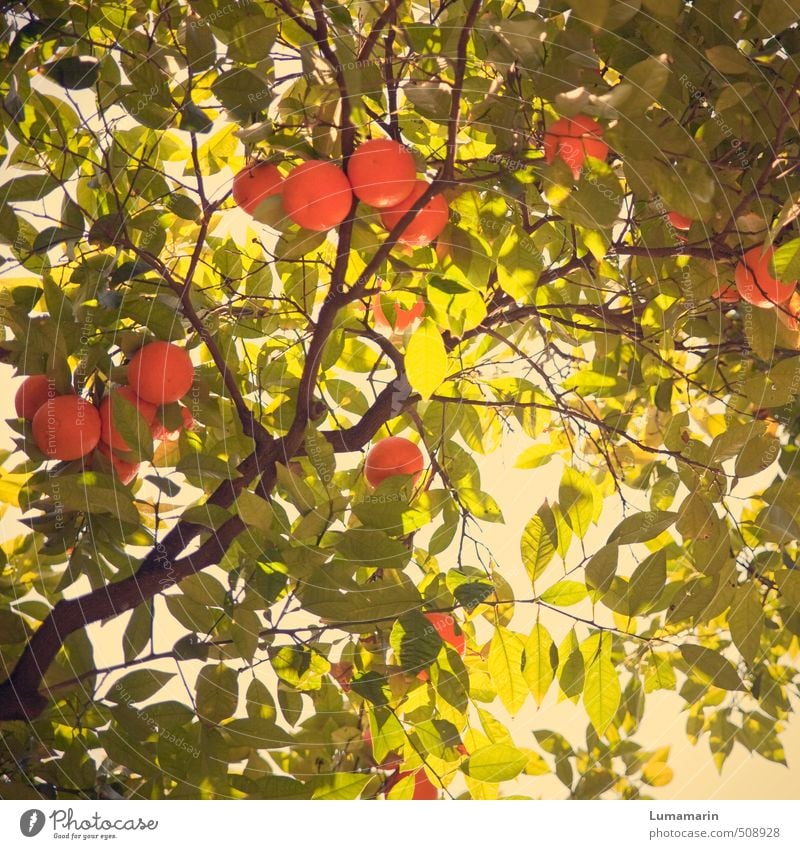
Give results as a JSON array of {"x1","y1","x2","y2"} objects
[
  {"x1": 364, "y1": 436, "x2": 424, "y2": 488},
  {"x1": 282, "y1": 160, "x2": 353, "y2": 231},
  {"x1": 371, "y1": 294, "x2": 425, "y2": 334},
  {"x1": 100, "y1": 386, "x2": 157, "y2": 452},
  {"x1": 127, "y1": 341, "x2": 194, "y2": 404},
  {"x1": 734, "y1": 245, "x2": 796, "y2": 308},
  {"x1": 347, "y1": 139, "x2": 417, "y2": 208},
  {"x1": 15, "y1": 374, "x2": 61, "y2": 420},
  {"x1": 543, "y1": 114, "x2": 608, "y2": 179},
  {"x1": 409, "y1": 770, "x2": 438, "y2": 800},
  {"x1": 424, "y1": 611, "x2": 466, "y2": 656},
  {"x1": 667, "y1": 211, "x2": 692, "y2": 231},
  {"x1": 712, "y1": 281, "x2": 739, "y2": 303},
  {"x1": 379, "y1": 180, "x2": 449, "y2": 247},
  {"x1": 32, "y1": 395, "x2": 101, "y2": 460},
  {"x1": 232, "y1": 162, "x2": 284, "y2": 215},
  {"x1": 97, "y1": 441, "x2": 139, "y2": 485}
]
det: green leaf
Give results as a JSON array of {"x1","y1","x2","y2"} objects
[
  {"x1": 335, "y1": 528, "x2": 411, "y2": 570},
  {"x1": 308, "y1": 772, "x2": 374, "y2": 800},
  {"x1": 35, "y1": 473, "x2": 140, "y2": 525},
  {"x1": 770, "y1": 237, "x2": 800, "y2": 282},
  {"x1": 705, "y1": 45, "x2": 752, "y2": 75},
  {"x1": 221, "y1": 716, "x2": 293, "y2": 749},
  {"x1": 607, "y1": 511, "x2": 676, "y2": 545},
  {"x1": 235, "y1": 490, "x2": 273, "y2": 533},
  {"x1": 520, "y1": 506, "x2": 556, "y2": 585},
  {"x1": 458, "y1": 488, "x2": 504, "y2": 522},
  {"x1": 0, "y1": 610, "x2": 28, "y2": 643},
  {"x1": 496, "y1": 228, "x2": 542, "y2": 300},
  {"x1": 680, "y1": 644, "x2": 744, "y2": 690},
  {"x1": 179, "y1": 102, "x2": 213, "y2": 134},
  {"x1": 195, "y1": 663, "x2": 239, "y2": 724},
  {"x1": 585, "y1": 545, "x2": 618, "y2": 596},
  {"x1": 568, "y1": 0, "x2": 611, "y2": 31},
  {"x1": 523, "y1": 623, "x2": 556, "y2": 706},
  {"x1": 44, "y1": 56, "x2": 100, "y2": 89},
  {"x1": 461, "y1": 744, "x2": 528, "y2": 782},
  {"x1": 111, "y1": 391, "x2": 154, "y2": 462},
  {"x1": 488, "y1": 627, "x2": 528, "y2": 715},
  {"x1": 514, "y1": 443, "x2": 559, "y2": 469},
  {"x1": 557, "y1": 630, "x2": 585, "y2": 702},
  {"x1": 108, "y1": 670, "x2": 174, "y2": 704},
  {"x1": 735, "y1": 433, "x2": 780, "y2": 478},
  {"x1": 559, "y1": 466, "x2": 595, "y2": 538},
  {"x1": 676, "y1": 491, "x2": 719, "y2": 541},
  {"x1": 122, "y1": 603, "x2": 152, "y2": 663},
  {"x1": 405, "y1": 317, "x2": 448, "y2": 400},
  {"x1": 604, "y1": 55, "x2": 669, "y2": 113},
  {"x1": 625, "y1": 549, "x2": 667, "y2": 615},
  {"x1": 350, "y1": 671, "x2": 389, "y2": 706},
  {"x1": 1, "y1": 174, "x2": 60, "y2": 202},
  {"x1": 390, "y1": 610, "x2": 444, "y2": 673},
  {"x1": 729, "y1": 584, "x2": 763, "y2": 666},
  {"x1": 539, "y1": 580, "x2": 588, "y2": 607}
]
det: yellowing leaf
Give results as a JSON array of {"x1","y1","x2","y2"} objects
[
  {"x1": 642, "y1": 760, "x2": 674, "y2": 787},
  {"x1": 462, "y1": 743, "x2": 528, "y2": 782},
  {"x1": 405, "y1": 317, "x2": 448, "y2": 400},
  {"x1": 488, "y1": 627, "x2": 528, "y2": 715},
  {"x1": 523, "y1": 623, "x2": 556, "y2": 706},
  {"x1": 520, "y1": 507, "x2": 556, "y2": 586},
  {"x1": 582, "y1": 633, "x2": 621, "y2": 735}
]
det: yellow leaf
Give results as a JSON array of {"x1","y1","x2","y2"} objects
[
  {"x1": 487, "y1": 627, "x2": 528, "y2": 715},
  {"x1": 405, "y1": 317, "x2": 448, "y2": 400}
]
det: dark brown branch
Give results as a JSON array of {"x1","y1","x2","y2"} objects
[{"x1": 443, "y1": 0, "x2": 482, "y2": 180}]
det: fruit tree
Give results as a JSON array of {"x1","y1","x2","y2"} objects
[{"x1": 1, "y1": 0, "x2": 800, "y2": 802}]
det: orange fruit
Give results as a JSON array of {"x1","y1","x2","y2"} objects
[
  {"x1": 32, "y1": 395, "x2": 101, "y2": 460},
  {"x1": 232, "y1": 162, "x2": 284, "y2": 215},
  {"x1": 99, "y1": 386, "x2": 157, "y2": 452},
  {"x1": 97, "y1": 441, "x2": 139, "y2": 485},
  {"x1": 543, "y1": 114, "x2": 608, "y2": 179},
  {"x1": 347, "y1": 139, "x2": 417, "y2": 208},
  {"x1": 282, "y1": 160, "x2": 353, "y2": 231},
  {"x1": 371, "y1": 294, "x2": 425, "y2": 334},
  {"x1": 364, "y1": 436, "x2": 424, "y2": 488},
  {"x1": 667, "y1": 211, "x2": 692, "y2": 231},
  {"x1": 379, "y1": 180, "x2": 449, "y2": 247},
  {"x1": 127, "y1": 341, "x2": 194, "y2": 404},
  {"x1": 424, "y1": 611, "x2": 465, "y2": 655},
  {"x1": 712, "y1": 281, "x2": 739, "y2": 303},
  {"x1": 15, "y1": 374, "x2": 61, "y2": 420},
  {"x1": 734, "y1": 245, "x2": 796, "y2": 308}
]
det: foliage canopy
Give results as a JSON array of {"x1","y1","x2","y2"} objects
[{"x1": 1, "y1": 0, "x2": 800, "y2": 800}]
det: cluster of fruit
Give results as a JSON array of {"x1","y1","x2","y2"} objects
[
  {"x1": 232, "y1": 138, "x2": 449, "y2": 247},
  {"x1": 543, "y1": 114, "x2": 799, "y2": 316},
  {"x1": 14, "y1": 341, "x2": 195, "y2": 485}
]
